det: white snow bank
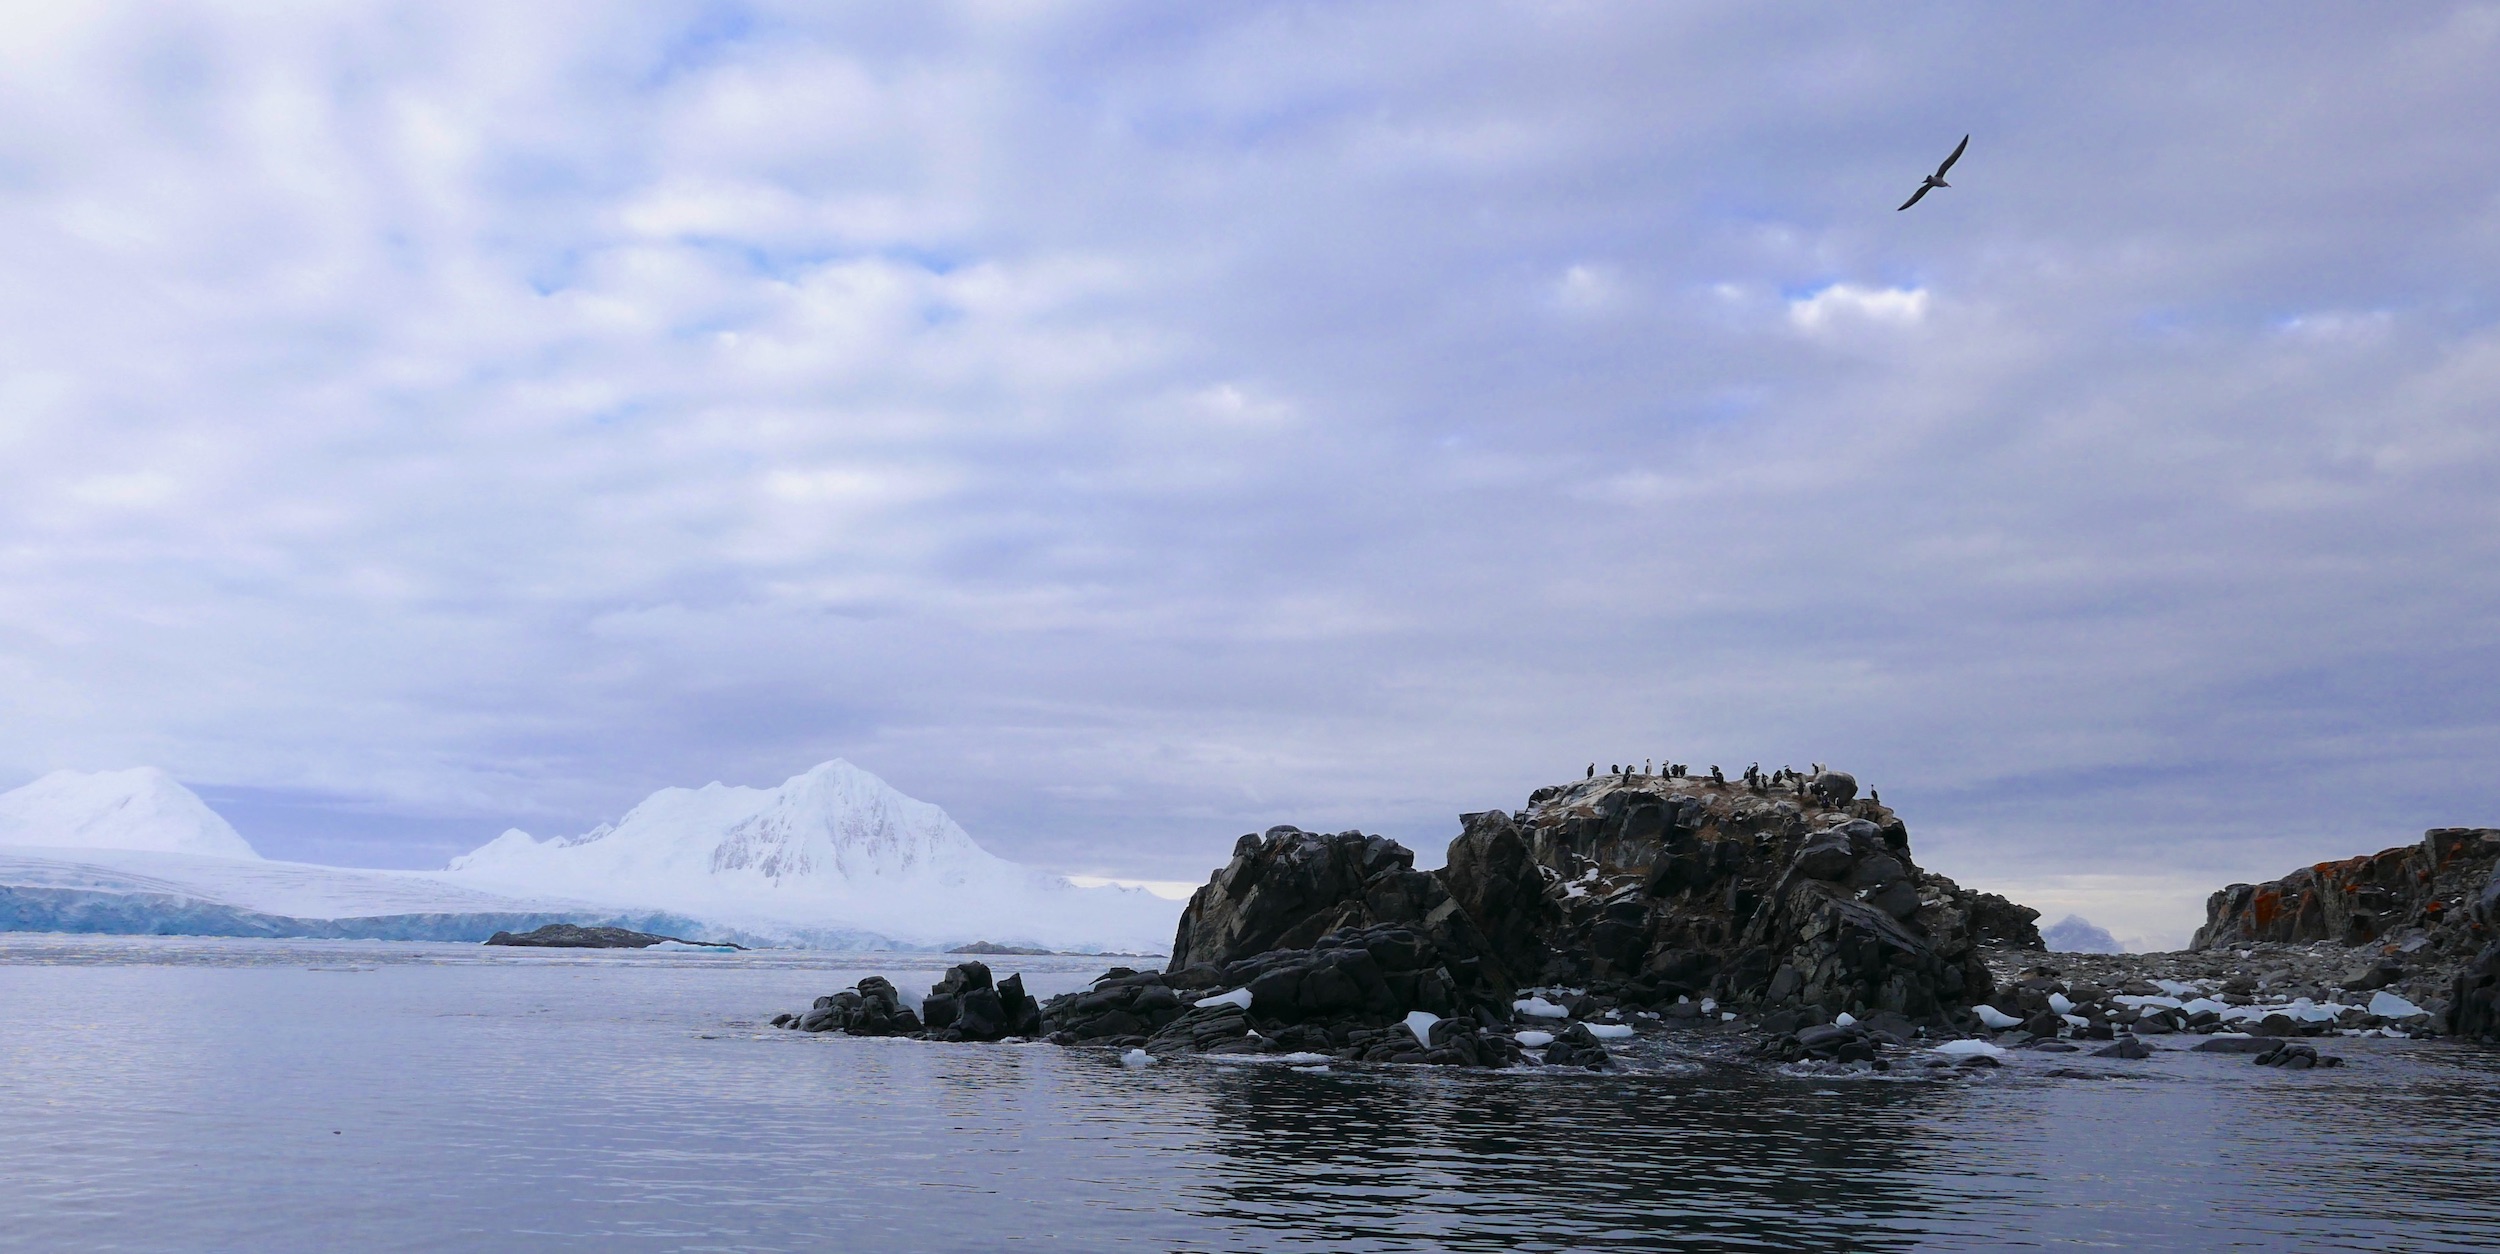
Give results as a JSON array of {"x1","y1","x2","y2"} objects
[
  {"x1": 1195, "y1": 988, "x2": 1253, "y2": 1011},
  {"x1": 1515, "y1": 1030, "x2": 1555, "y2": 1047},
  {"x1": 2368, "y1": 991, "x2": 2428, "y2": 1019},
  {"x1": 2220, "y1": 997, "x2": 2344, "y2": 1024},
  {"x1": 1514, "y1": 996, "x2": 1568, "y2": 1019},
  {"x1": 1404, "y1": 1010, "x2": 1441, "y2": 1047},
  {"x1": 1973, "y1": 1004, "x2": 2022, "y2": 1029},
  {"x1": 1934, "y1": 1039, "x2": 2005, "y2": 1057},
  {"x1": 0, "y1": 769, "x2": 258, "y2": 860},
  {"x1": 2115, "y1": 994, "x2": 2184, "y2": 1010},
  {"x1": 2153, "y1": 979, "x2": 2203, "y2": 998}
]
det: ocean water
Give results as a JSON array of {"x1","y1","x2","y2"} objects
[{"x1": 3, "y1": 936, "x2": 2496, "y2": 1252}]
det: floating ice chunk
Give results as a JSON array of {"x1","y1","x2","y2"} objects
[
  {"x1": 1289, "y1": 1065, "x2": 1330, "y2": 1074},
  {"x1": 1584, "y1": 1023, "x2": 1634, "y2": 1040},
  {"x1": 1833, "y1": 1012, "x2": 1857, "y2": 1027},
  {"x1": 1194, "y1": 988, "x2": 1253, "y2": 1011},
  {"x1": 1973, "y1": 1004, "x2": 2022, "y2": 1029},
  {"x1": 1700, "y1": 997, "x2": 1718, "y2": 1014},
  {"x1": 2047, "y1": 993, "x2": 2074, "y2": 1015},
  {"x1": 1514, "y1": 996, "x2": 1569, "y2": 1020},
  {"x1": 1515, "y1": 1030, "x2": 1556, "y2": 1047},
  {"x1": 1119, "y1": 1048, "x2": 1156, "y2": 1069},
  {"x1": 1405, "y1": 1010, "x2": 1442, "y2": 1046},
  {"x1": 2368, "y1": 990, "x2": 2428, "y2": 1019},
  {"x1": 1720, "y1": 1012, "x2": 1738, "y2": 1022},
  {"x1": 1934, "y1": 1039, "x2": 2005, "y2": 1057}
]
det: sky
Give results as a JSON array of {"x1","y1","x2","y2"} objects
[{"x1": 3, "y1": 2, "x2": 2497, "y2": 949}]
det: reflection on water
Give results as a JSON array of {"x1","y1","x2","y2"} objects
[{"x1": 3, "y1": 935, "x2": 2497, "y2": 1252}]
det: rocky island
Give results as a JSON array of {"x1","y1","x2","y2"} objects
[
  {"x1": 772, "y1": 767, "x2": 2500, "y2": 1071},
  {"x1": 485, "y1": 923, "x2": 744, "y2": 949}
]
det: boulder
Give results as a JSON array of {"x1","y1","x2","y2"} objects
[{"x1": 780, "y1": 965, "x2": 1037, "y2": 1043}]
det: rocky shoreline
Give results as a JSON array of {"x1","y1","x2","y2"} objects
[{"x1": 770, "y1": 768, "x2": 2500, "y2": 1074}]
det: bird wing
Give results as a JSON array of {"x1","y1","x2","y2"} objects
[
  {"x1": 1934, "y1": 134, "x2": 1969, "y2": 178},
  {"x1": 1896, "y1": 182, "x2": 1932, "y2": 211}
]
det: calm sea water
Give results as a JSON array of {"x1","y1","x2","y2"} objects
[{"x1": 2, "y1": 935, "x2": 2495, "y2": 1252}]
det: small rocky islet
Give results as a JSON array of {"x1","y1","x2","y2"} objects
[{"x1": 771, "y1": 764, "x2": 2500, "y2": 1075}]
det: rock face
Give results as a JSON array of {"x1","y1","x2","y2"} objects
[
  {"x1": 1166, "y1": 825, "x2": 1505, "y2": 984},
  {"x1": 1015, "y1": 826, "x2": 1529, "y2": 1064},
  {"x1": 2194, "y1": 828, "x2": 2500, "y2": 949},
  {"x1": 1438, "y1": 774, "x2": 2029, "y2": 1022},
  {"x1": 483, "y1": 923, "x2": 740, "y2": 949},
  {"x1": 2448, "y1": 854, "x2": 2500, "y2": 1043}
]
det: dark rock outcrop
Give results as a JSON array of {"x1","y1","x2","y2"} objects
[
  {"x1": 776, "y1": 963, "x2": 1043, "y2": 1040},
  {"x1": 1166, "y1": 825, "x2": 1507, "y2": 988},
  {"x1": 1438, "y1": 775, "x2": 2019, "y2": 1023},
  {"x1": 2449, "y1": 855, "x2": 2500, "y2": 1043},
  {"x1": 1038, "y1": 912, "x2": 1522, "y2": 1064},
  {"x1": 484, "y1": 923, "x2": 741, "y2": 949},
  {"x1": 780, "y1": 766, "x2": 2050, "y2": 1068},
  {"x1": 2194, "y1": 828, "x2": 2500, "y2": 949}
]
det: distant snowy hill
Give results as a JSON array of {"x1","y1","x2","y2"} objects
[
  {"x1": 442, "y1": 760, "x2": 1178, "y2": 953},
  {"x1": 0, "y1": 768, "x2": 259, "y2": 859},
  {"x1": 2043, "y1": 914, "x2": 2127, "y2": 954}
]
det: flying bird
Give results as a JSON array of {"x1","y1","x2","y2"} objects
[{"x1": 1896, "y1": 134, "x2": 1969, "y2": 211}]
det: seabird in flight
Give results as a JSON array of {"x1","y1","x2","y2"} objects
[{"x1": 1897, "y1": 134, "x2": 1969, "y2": 211}]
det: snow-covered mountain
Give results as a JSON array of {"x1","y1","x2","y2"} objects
[
  {"x1": 2043, "y1": 914, "x2": 2127, "y2": 954},
  {"x1": 0, "y1": 767, "x2": 259, "y2": 859},
  {"x1": 442, "y1": 760, "x2": 1178, "y2": 953}
]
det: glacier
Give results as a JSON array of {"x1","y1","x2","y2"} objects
[{"x1": 0, "y1": 762, "x2": 1180, "y2": 953}]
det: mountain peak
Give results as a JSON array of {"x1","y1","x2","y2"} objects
[
  {"x1": 0, "y1": 767, "x2": 261, "y2": 860},
  {"x1": 442, "y1": 759, "x2": 1177, "y2": 950}
]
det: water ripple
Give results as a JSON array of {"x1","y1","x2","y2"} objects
[{"x1": 3, "y1": 936, "x2": 2497, "y2": 1251}]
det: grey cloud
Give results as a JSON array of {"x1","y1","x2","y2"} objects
[{"x1": 2, "y1": 3, "x2": 2497, "y2": 947}]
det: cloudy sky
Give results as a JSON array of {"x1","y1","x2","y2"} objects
[{"x1": 3, "y1": 3, "x2": 2496, "y2": 946}]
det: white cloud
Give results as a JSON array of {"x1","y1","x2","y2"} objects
[{"x1": 1786, "y1": 282, "x2": 1930, "y2": 330}]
